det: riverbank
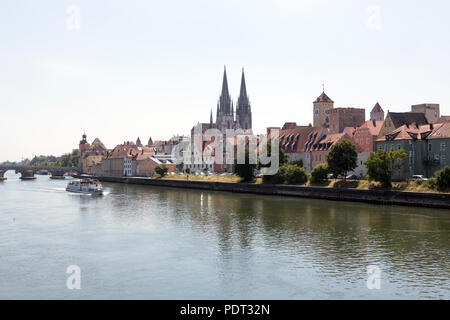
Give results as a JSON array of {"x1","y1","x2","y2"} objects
[{"x1": 93, "y1": 175, "x2": 450, "y2": 209}]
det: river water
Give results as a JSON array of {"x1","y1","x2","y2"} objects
[{"x1": 0, "y1": 172, "x2": 448, "y2": 299}]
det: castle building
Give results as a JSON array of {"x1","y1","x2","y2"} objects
[
  {"x1": 411, "y1": 103, "x2": 440, "y2": 124},
  {"x1": 313, "y1": 90, "x2": 334, "y2": 128},
  {"x1": 328, "y1": 107, "x2": 366, "y2": 134}
]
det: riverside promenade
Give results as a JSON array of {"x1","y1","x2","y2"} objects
[{"x1": 92, "y1": 176, "x2": 450, "y2": 209}]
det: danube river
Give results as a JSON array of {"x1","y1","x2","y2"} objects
[{"x1": 0, "y1": 172, "x2": 448, "y2": 299}]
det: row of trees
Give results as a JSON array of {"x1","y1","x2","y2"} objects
[
  {"x1": 234, "y1": 139, "x2": 410, "y2": 188},
  {"x1": 30, "y1": 149, "x2": 79, "y2": 167}
]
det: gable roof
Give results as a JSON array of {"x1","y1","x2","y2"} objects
[
  {"x1": 388, "y1": 112, "x2": 428, "y2": 128},
  {"x1": 357, "y1": 120, "x2": 384, "y2": 136}
]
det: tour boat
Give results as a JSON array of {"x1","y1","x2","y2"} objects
[{"x1": 66, "y1": 178, "x2": 103, "y2": 195}]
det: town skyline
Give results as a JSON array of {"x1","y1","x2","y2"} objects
[{"x1": 2, "y1": 0, "x2": 450, "y2": 162}]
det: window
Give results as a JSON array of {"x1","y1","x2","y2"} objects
[
  {"x1": 428, "y1": 143, "x2": 432, "y2": 151},
  {"x1": 440, "y1": 143, "x2": 446, "y2": 152}
]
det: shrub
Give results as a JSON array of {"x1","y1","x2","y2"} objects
[
  {"x1": 155, "y1": 164, "x2": 168, "y2": 177},
  {"x1": 290, "y1": 160, "x2": 303, "y2": 168},
  {"x1": 262, "y1": 167, "x2": 285, "y2": 184},
  {"x1": 283, "y1": 164, "x2": 308, "y2": 185},
  {"x1": 234, "y1": 148, "x2": 256, "y2": 182},
  {"x1": 434, "y1": 166, "x2": 450, "y2": 191},
  {"x1": 311, "y1": 163, "x2": 329, "y2": 184}
]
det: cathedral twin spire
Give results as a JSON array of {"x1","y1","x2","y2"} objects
[{"x1": 215, "y1": 66, "x2": 252, "y2": 131}]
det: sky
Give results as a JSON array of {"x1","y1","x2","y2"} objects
[{"x1": 1, "y1": 0, "x2": 450, "y2": 162}]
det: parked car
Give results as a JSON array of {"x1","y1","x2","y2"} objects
[
  {"x1": 346, "y1": 174, "x2": 358, "y2": 180},
  {"x1": 411, "y1": 175, "x2": 428, "y2": 181}
]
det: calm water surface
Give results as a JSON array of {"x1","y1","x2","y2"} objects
[{"x1": 0, "y1": 172, "x2": 449, "y2": 299}]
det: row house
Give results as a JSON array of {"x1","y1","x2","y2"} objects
[
  {"x1": 136, "y1": 154, "x2": 176, "y2": 177},
  {"x1": 278, "y1": 123, "x2": 352, "y2": 172},
  {"x1": 278, "y1": 123, "x2": 323, "y2": 172},
  {"x1": 376, "y1": 122, "x2": 450, "y2": 179},
  {"x1": 100, "y1": 142, "x2": 154, "y2": 177},
  {"x1": 306, "y1": 132, "x2": 353, "y2": 170},
  {"x1": 350, "y1": 119, "x2": 383, "y2": 177}
]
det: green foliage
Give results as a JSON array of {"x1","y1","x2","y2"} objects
[
  {"x1": 326, "y1": 139, "x2": 357, "y2": 179},
  {"x1": 259, "y1": 140, "x2": 288, "y2": 183},
  {"x1": 29, "y1": 149, "x2": 79, "y2": 167},
  {"x1": 311, "y1": 163, "x2": 329, "y2": 184},
  {"x1": 262, "y1": 168, "x2": 285, "y2": 184},
  {"x1": 283, "y1": 164, "x2": 308, "y2": 185},
  {"x1": 155, "y1": 164, "x2": 169, "y2": 177},
  {"x1": 365, "y1": 147, "x2": 407, "y2": 188},
  {"x1": 234, "y1": 148, "x2": 257, "y2": 182},
  {"x1": 290, "y1": 160, "x2": 303, "y2": 168},
  {"x1": 258, "y1": 140, "x2": 288, "y2": 169},
  {"x1": 434, "y1": 166, "x2": 450, "y2": 191}
]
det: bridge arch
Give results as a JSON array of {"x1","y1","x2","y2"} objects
[{"x1": 0, "y1": 165, "x2": 81, "y2": 181}]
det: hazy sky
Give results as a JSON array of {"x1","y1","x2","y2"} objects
[{"x1": 1, "y1": 0, "x2": 450, "y2": 161}]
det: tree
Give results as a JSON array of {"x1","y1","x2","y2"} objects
[
  {"x1": 311, "y1": 163, "x2": 329, "y2": 184},
  {"x1": 259, "y1": 140, "x2": 288, "y2": 184},
  {"x1": 234, "y1": 148, "x2": 257, "y2": 182},
  {"x1": 365, "y1": 148, "x2": 407, "y2": 188},
  {"x1": 283, "y1": 164, "x2": 308, "y2": 185},
  {"x1": 155, "y1": 164, "x2": 169, "y2": 177},
  {"x1": 434, "y1": 166, "x2": 450, "y2": 191},
  {"x1": 290, "y1": 160, "x2": 303, "y2": 168},
  {"x1": 326, "y1": 139, "x2": 357, "y2": 180}
]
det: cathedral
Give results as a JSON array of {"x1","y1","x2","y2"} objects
[{"x1": 212, "y1": 67, "x2": 252, "y2": 132}]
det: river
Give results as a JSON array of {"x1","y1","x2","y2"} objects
[{"x1": 0, "y1": 172, "x2": 448, "y2": 299}]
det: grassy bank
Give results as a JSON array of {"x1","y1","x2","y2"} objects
[
  {"x1": 141, "y1": 174, "x2": 448, "y2": 193},
  {"x1": 306, "y1": 179, "x2": 447, "y2": 193},
  {"x1": 159, "y1": 173, "x2": 242, "y2": 183}
]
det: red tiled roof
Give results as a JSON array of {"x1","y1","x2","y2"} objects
[
  {"x1": 279, "y1": 126, "x2": 317, "y2": 153},
  {"x1": 377, "y1": 123, "x2": 444, "y2": 141},
  {"x1": 357, "y1": 120, "x2": 384, "y2": 136}
]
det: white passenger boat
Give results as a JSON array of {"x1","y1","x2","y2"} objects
[{"x1": 66, "y1": 178, "x2": 103, "y2": 195}]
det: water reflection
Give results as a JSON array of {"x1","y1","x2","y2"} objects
[
  {"x1": 1, "y1": 174, "x2": 448, "y2": 299},
  {"x1": 101, "y1": 183, "x2": 449, "y2": 298}
]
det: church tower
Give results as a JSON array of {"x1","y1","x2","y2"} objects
[
  {"x1": 78, "y1": 132, "x2": 90, "y2": 171},
  {"x1": 215, "y1": 66, "x2": 235, "y2": 132},
  {"x1": 313, "y1": 88, "x2": 334, "y2": 128},
  {"x1": 370, "y1": 102, "x2": 385, "y2": 121},
  {"x1": 236, "y1": 68, "x2": 252, "y2": 130}
]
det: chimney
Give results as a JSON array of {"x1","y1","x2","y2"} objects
[
  {"x1": 372, "y1": 119, "x2": 376, "y2": 126},
  {"x1": 430, "y1": 123, "x2": 434, "y2": 130}
]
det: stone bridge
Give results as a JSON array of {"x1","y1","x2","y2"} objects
[{"x1": 0, "y1": 165, "x2": 80, "y2": 180}]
